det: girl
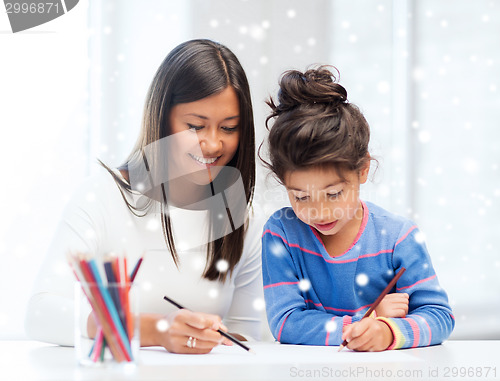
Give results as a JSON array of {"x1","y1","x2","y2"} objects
[
  {"x1": 261, "y1": 66, "x2": 454, "y2": 351},
  {"x1": 25, "y1": 39, "x2": 264, "y2": 354}
]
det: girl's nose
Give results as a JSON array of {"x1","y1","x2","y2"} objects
[{"x1": 309, "y1": 203, "x2": 332, "y2": 221}]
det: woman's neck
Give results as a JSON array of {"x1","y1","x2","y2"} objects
[{"x1": 120, "y1": 168, "x2": 212, "y2": 210}]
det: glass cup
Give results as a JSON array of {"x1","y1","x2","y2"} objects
[{"x1": 74, "y1": 281, "x2": 140, "y2": 366}]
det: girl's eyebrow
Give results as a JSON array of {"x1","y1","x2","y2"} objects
[
  {"x1": 185, "y1": 113, "x2": 240, "y2": 121},
  {"x1": 288, "y1": 181, "x2": 344, "y2": 192}
]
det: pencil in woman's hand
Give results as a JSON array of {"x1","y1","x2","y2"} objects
[
  {"x1": 338, "y1": 267, "x2": 406, "y2": 351},
  {"x1": 162, "y1": 295, "x2": 255, "y2": 354}
]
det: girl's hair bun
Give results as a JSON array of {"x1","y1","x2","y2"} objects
[{"x1": 275, "y1": 66, "x2": 347, "y2": 112}]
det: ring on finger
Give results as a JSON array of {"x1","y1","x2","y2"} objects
[{"x1": 186, "y1": 336, "x2": 197, "y2": 348}]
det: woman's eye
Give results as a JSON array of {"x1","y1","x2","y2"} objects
[
  {"x1": 222, "y1": 126, "x2": 239, "y2": 132},
  {"x1": 187, "y1": 124, "x2": 204, "y2": 131}
]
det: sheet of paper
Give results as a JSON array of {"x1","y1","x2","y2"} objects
[{"x1": 139, "y1": 342, "x2": 421, "y2": 366}]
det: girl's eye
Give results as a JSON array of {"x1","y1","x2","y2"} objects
[
  {"x1": 327, "y1": 191, "x2": 343, "y2": 199},
  {"x1": 294, "y1": 196, "x2": 309, "y2": 202},
  {"x1": 187, "y1": 124, "x2": 204, "y2": 131}
]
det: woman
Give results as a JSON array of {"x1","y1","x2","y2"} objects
[{"x1": 25, "y1": 39, "x2": 264, "y2": 354}]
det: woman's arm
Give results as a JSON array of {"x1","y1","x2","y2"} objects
[{"x1": 222, "y1": 213, "x2": 266, "y2": 341}]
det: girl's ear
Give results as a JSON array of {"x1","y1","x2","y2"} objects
[{"x1": 359, "y1": 156, "x2": 371, "y2": 184}]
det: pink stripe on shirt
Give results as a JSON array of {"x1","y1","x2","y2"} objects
[
  {"x1": 395, "y1": 225, "x2": 417, "y2": 247},
  {"x1": 277, "y1": 314, "x2": 290, "y2": 342},
  {"x1": 264, "y1": 281, "x2": 300, "y2": 289},
  {"x1": 397, "y1": 274, "x2": 436, "y2": 291},
  {"x1": 304, "y1": 299, "x2": 371, "y2": 314},
  {"x1": 404, "y1": 317, "x2": 420, "y2": 348}
]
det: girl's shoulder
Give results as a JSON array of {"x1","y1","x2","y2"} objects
[
  {"x1": 263, "y1": 206, "x2": 310, "y2": 235},
  {"x1": 364, "y1": 201, "x2": 417, "y2": 238},
  {"x1": 266, "y1": 206, "x2": 298, "y2": 224}
]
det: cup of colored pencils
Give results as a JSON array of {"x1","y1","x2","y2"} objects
[{"x1": 69, "y1": 253, "x2": 142, "y2": 366}]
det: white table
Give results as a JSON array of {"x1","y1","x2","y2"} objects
[{"x1": 0, "y1": 340, "x2": 499, "y2": 381}]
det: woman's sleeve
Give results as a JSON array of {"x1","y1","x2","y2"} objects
[
  {"x1": 24, "y1": 178, "x2": 103, "y2": 346},
  {"x1": 262, "y1": 218, "x2": 364, "y2": 346},
  {"x1": 375, "y1": 223, "x2": 455, "y2": 349},
  {"x1": 222, "y1": 212, "x2": 267, "y2": 341}
]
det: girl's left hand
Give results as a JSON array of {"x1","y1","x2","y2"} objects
[
  {"x1": 375, "y1": 292, "x2": 409, "y2": 318},
  {"x1": 341, "y1": 318, "x2": 393, "y2": 352}
]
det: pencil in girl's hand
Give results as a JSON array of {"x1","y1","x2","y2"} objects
[
  {"x1": 162, "y1": 295, "x2": 255, "y2": 354},
  {"x1": 338, "y1": 267, "x2": 407, "y2": 352}
]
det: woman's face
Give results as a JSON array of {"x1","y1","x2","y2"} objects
[{"x1": 168, "y1": 86, "x2": 240, "y2": 186}]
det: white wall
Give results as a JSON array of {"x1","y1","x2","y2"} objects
[
  {"x1": 1, "y1": 0, "x2": 498, "y2": 339},
  {"x1": 0, "y1": 0, "x2": 90, "y2": 338}
]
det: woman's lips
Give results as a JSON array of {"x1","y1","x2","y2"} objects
[
  {"x1": 314, "y1": 220, "x2": 338, "y2": 232},
  {"x1": 189, "y1": 153, "x2": 221, "y2": 168}
]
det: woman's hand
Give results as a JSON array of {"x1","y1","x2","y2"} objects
[
  {"x1": 341, "y1": 318, "x2": 393, "y2": 352},
  {"x1": 142, "y1": 310, "x2": 232, "y2": 354},
  {"x1": 375, "y1": 292, "x2": 409, "y2": 318}
]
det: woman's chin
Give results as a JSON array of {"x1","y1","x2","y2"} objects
[{"x1": 185, "y1": 166, "x2": 223, "y2": 186}]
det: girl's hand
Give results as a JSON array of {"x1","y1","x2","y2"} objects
[
  {"x1": 151, "y1": 309, "x2": 232, "y2": 354},
  {"x1": 341, "y1": 318, "x2": 393, "y2": 352},
  {"x1": 375, "y1": 293, "x2": 409, "y2": 318}
]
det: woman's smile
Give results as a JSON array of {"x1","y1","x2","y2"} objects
[{"x1": 188, "y1": 153, "x2": 221, "y2": 167}]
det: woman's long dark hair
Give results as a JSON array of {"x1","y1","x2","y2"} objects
[{"x1": 100, "y1": 39, "x2": 255, "y2": 282}]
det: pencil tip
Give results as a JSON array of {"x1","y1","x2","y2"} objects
[
  {"x1": 338, "y1": 345, "x2": 345, "y2": 352},
  {"x1": 248, "y1": 349, "x2": 257, "y2": 355}
]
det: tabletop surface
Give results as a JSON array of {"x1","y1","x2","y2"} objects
[{"x1": 0, "y1": 340, "x2": 499, "y2": 381}]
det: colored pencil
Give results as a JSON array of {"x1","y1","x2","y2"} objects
[
  {"x1": 78, "y1": 257, "x2": 126, "y2": 361},
  {"x1": 121, "y1": 257, "x2": 133, "y2": 339},
  {"x1": 104, "y1": 259, "x2": 125, "y2": 331},
  {"x1": 130, "y1": 256, "x2": 143, "y2": 282},
  {"x1": 162, "y1": 295, "x2": 255, "y2": 354},
  {"x1": 69, "y1": 253, "x2": 144, "y2": 362},
  {"x1": 69, "y1": 254, "x2": 127, "y2": 362},
  {"x1": 92, "y1": 255, "x2": 144, "y2": 360},
  {"x1": 338, "y1": 267, "x2": 407, "y2": 352},
  {"x1": 88, "y1": 259, "x2": 132, "y2": 360}
]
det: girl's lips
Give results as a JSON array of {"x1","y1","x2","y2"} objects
[{"x1": 314, "y1": 220, "x2": 338, "y2": 232}]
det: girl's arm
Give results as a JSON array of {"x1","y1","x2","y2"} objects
[
  {"x1": 371, "y1": 224, "x2": 455, "y2": 349},
  {"x1": 262, "y1": 222, "x2": 364, "y2": 346}
]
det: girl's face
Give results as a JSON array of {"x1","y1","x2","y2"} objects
[
  {"x1": 284, "y1": 165, "x2": 369, "y2": 238},
  {"x1": 168, "y1": 86, "x2": 240, "y2": 185}
]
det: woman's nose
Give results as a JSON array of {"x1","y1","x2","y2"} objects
[{"x1": 200, "y1": 128, "x2": 222, "y2": 155}]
